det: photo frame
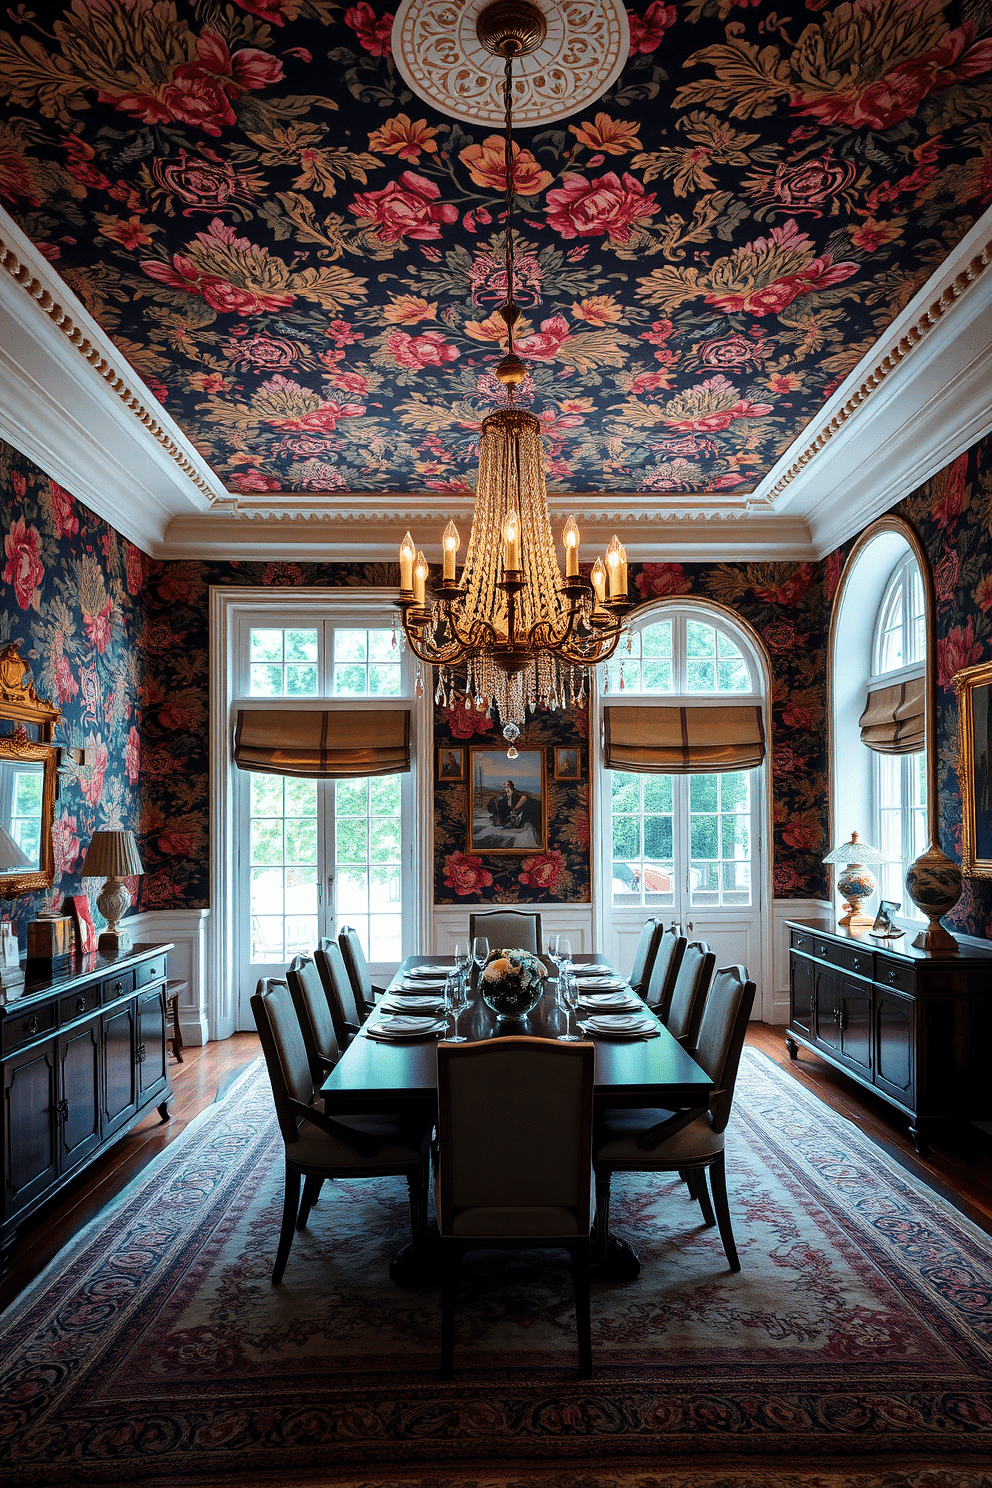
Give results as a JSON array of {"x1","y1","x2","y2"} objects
[
  {"x1": 468, "y1": 747, "x2": 546, "y2": 855},
  {"x1": 869, "y1": 899, "x2": 903, "y2": 939},
  {"x1": 954, "y1": 659, "x2": 992, "y2": 876},
  {"x1": 68, "y1": 893, "x2": 96, "y2": 956},
  {"x1": 437, "y1": 746, "x2": 465, "y2": 782},
  {"x1": 554, "y1": 746, "x2": 581, "y2": 781}
]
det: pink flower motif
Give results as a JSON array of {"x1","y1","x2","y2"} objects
[
  {"x1": 443, "y1": 850, "x2": 494, "y2": 897},
  {"x1": 937, "y1": 619, "x2": 983, "y2": 689},
  {"x1": 125, "y1": 543, "x2": 145, "y2": 595},
  {"x1": 53, "y1": 654, "x2": 79, "y2": 705},
  {"x1": 933, "y1": 548, "x2": 959, "y2": 605},
  {"x1": 386, "y1": 329, "x2": 459, "y2": 370},
  {"x1": 351, "y1": 171, "x2": 458, "y2": 242},
  {"x1": 634, "y1": 562, "x2": 691, "y2": 600},
  {"x1": 100, "y1": 30, "x2": 283, "y2": 136},
  {"x1": 772, "y1": 742, "x2": 806, "y2": 775},
  {"x1": 49, "y1": 481, "x2": 79, "y2": 538},
  {"x1": 52, "y1": 812, "x2": 80, "y2": 877},
  {"x1": 230, "y1": 470, "x2": 281, "y2": 491},
  {"x1": 344, "y1": 2, "x2": 394, "y2": 56},
  {"x1": 12, "y1": 472, "x2": 26, "y2": 499},
  {"x1": 774, "y1": 863, "x2": 803, "y2": 894},
  {"x1": 517, "y1": 851, "x2": 566, "y2": 892},
  {"x1": 83, "y1": 599, "x2": 113, "y2": 654},
  {"x1": 782, "y1": 823, "x2": 821, "y2": 853},
  {"x1": 930, "y1": 452, "x2": 969, "y2": 528},
  {"x1": 80, "y1": 736, "x2": 108, "y2": 807},
  {"x1": 125, "y1": 725, "x2": 141, "y2": 786},
  {"x1": 762, "y1": 620, "x2": 802, "y2": 652},
  {"x1": 159, "y1": 828, "x2": 200, "y2": 855},
  {"x1": 444, "y1": 695, "x2": 495, "y2": 739},
  {"x1": 3, "y1": 517, "x2": 44, "y2": 609},
  {"x1": 516, "y1": 315, "x2": 572, "y2": 361},
  {"x1": 546, "y1": 171, "x2": 659, "y2": 242},
  {"x1": 626, "y1": 2, "x2": 676, "y2": 54},
  {"x1": 267, "y1": 398, "x2": 366, "y2": 433},
  {"x1": 753, "y1": 565, "x2": 815, "y2": 607}
]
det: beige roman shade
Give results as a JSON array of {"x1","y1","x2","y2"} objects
[
  {"x1": 234, "y1": 709, "x2": 411, "y2": 778},
  {"x1": 858, "y1": 677, "x2": 925, "y2": 754},
  {"x1": 603, "y1": 705, "x2": 765, "y2": 774}
]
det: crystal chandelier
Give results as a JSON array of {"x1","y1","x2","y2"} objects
[{"x1": 397, "y1": 0, "x2": 633, "y2": 753}]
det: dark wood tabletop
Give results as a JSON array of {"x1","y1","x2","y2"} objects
[{"x1": 321, "y1": 954, "x2": 713, "y2": 1113}]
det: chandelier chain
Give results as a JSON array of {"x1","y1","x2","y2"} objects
[{"x1": 502, "y1": 54, "x2": 517, "y2": 385}]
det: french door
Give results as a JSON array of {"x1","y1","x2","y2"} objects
[{"x1": 233, "y1": 615, "x2": 413, "y2": 1027}]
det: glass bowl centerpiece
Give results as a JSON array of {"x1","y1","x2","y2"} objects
[{"x1": 480, "y1": 947, "x2": 546, "y2": 1026}]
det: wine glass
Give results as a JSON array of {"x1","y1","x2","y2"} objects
[
  {"x1": 557, "y1": 938, "x2": 573, "y2": 981},
  {"x1": 453, "y1": 939, "x2": 470, "y2": 992},
  {"x1": 546, "y1": 933, "x2": 560, "y2": 980},
  {"x1": 445, "y1": 971, "x2": 468, "y2": 1043},
  {"x1": 557, "y1": 968, "x2": 581, "y2": 1042},
  {"x1": 471, "y1": 936, "x2": 489, "y2": 987}
]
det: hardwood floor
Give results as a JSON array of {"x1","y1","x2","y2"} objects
[{"x1": 3, "y1": 1023, "x2": 990, "y2": 1315}]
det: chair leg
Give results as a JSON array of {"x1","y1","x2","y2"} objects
[
  {"x1": 407, "y1": 1166, "x2": 428, "y2": 1245},
  {"x1": 297, "y1": 1174, "x2": 323, "y2": 1229},
  {"x1": 273, "y1": 1166, "x2": 301, "y2": 1285},
  {"x1": 593, "y1": 1171, "x2": 612, "y2": 1263},
  {"x1": 570, "y1": 1240, "x2": 592, "y2": 1378},
  {"x1": 708, "y1": 1151, "x2": 741, "y2": 1272},
  {"x1": 440, "y1": 1246, "x2": 462, "y2": 1378},
  {"x1": 688, "y1": 1167, "x2": 716, "y2": 1227}
]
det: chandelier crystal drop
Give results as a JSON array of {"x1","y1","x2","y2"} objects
[{"x1": 396, "y1": 0, "x2": 633, "y2": 747}]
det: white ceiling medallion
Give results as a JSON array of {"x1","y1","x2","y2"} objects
[{"x1": 391, "y1": 0, "x2": 630, "y2": 127}]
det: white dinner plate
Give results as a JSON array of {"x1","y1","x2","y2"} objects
[
  {"x1": 380, "y1": 994, "x2": 445, "y2": 1014},
  {"x1": 578, "y1": 1014, "x2": 659, "y2": 1039},
  {"x1": 576, "y1": 992, "x2": 643, "y2": 1013},
  {"x1": 364, "y1": 1015, "x2": 447, "y2": 1042},
  {"x1": 404, "y1": 965, "x2": 453, "y2": 979},
  {"x1": 571, "y1": 976, "x2": 627, "y2": 991},
  {"x1": 571, "y1": 964, "x2": 613, "y2": 976},
  {"x1": 398, "y1": 977, "x2": 448, "y2": 992}
]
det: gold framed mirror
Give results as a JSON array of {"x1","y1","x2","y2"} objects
[
  {"x1": 0, "y1": 643, "x2": 60, "y2": 897},
  {"x1": 954, "y1": 658, "x2": 992, "y2": 877}
]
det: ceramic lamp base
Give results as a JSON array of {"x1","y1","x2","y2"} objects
[{"x1": 838, "y1": 907, "x2": 874, "y2": 929}]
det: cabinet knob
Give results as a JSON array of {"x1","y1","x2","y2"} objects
[
  {"x1": 113, "y1": 982, "x2": 123, "y2": 995},
  {"x1": 795, "y1": 937, "x2": 805, "y2": 948},
  {"x1": 135, "y1": 1043, "x2": 146, "y2": 1065},
  {"x1": 852, "y1": 957, "x2": 862, "y2": 971},
  {"x1": 887, "y1": 969, "x2": 898, "y2": 983},
  {"x1": 56, "y1": 1097, "x2": 69, "y2": 1124},
  {"x1": 76, "y1": 996, "x2": 87, "y2": 1013},
  {"x1": 26, "y1": 1016, "x2": 38, "y2": 1036}
]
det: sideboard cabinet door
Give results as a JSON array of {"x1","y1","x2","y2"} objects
[
  {"x1": 59, "y1": 1018, "x2": 102, "y2": 1176},
  {"x1": 136, "y1": 986, "x2": 168, "y2": 1104},
  {"x1": 789, "y1": 955, "x2": 815, "y2": 1042},
  {"x1": 102, "y1": 1004, "x2": 137, "y2": 1138},
  {"x1": 875, "y1": 987, "x2": 915, "y2": 1107},
  {"x1": 3, "y1": 1041, "x2": 58, "y2": 1224}
]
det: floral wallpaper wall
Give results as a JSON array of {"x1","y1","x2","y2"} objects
[
  {"x1": 0, "y1": 1, "x2": 990, "y2": 497},
  {"x1": 0, "y1": 437, "x2": 147, "y2": 946}
]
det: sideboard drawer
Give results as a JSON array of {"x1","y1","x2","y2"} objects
[
  {"x1": 790, "y1": 928, "x2": 815, "y2": 955},
  {"x1": 59, "y1": 986, "x2": 100, "y2": 1024},
  {"x1": 876, "y1": 957, "x2": 915, "y2": 995},
  {"x1": 135, "y1": 954, "x2": 168, "y2": 989},
  {"x1": 2, "y1": 1001, "x2": 56, "y2": 1053},
  {"x1": 101, "y1": 971, "x2": 136, "y2": 1004},
  {"x1": 833, "y1": 942, "x2": 873, "y2": 979}
]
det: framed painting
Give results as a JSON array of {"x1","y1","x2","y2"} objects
[
  {"x1": 554, "y1": 746, "x2": 581, "y2": 780},
  {"x1": 955, "y1": 659, "x2": 992, "y2": 876},
  {"x1": 437, "y1": 746, "x2": 465, "y2": 782},
  {"x1": 468, "y1": 748, "x2": 546, "y2": 855}
]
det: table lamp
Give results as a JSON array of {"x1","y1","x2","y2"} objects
[
  {"x1": 0, "y1": 823, "x2": 30, "y2": 872},
  {"x1": 822, "y1": 831, "x2": 884, "y2": 929},
  {"x1": 80, "y1": 829, "x2": 144, "y2": 954}
]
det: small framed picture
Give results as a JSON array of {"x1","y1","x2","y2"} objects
[
  {"x1": 68, "y1": 893, "x2": 96, "y2": 956},
  {"x1": 870, "y1": 899, "x2": 904, "y2": 938},
  {"x1": 437, "y1": 746, "x2": 465, "y2": 782},
  {"x1": 554, "y1": 747, "x2": 581, "y2": 781}
]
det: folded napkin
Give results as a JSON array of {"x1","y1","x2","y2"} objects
[
  {"x1": 398, "y1": 976, "x2": 448, "y2": 992},
  {"x1": 364, "y1": 1014, "x2": 447, "y2": 1042},
  {"x1": 571, "y1": 975, "x2": 628, "y2": 991},
  {"x1": 571, "y1": 964, "x2": 614, "y2": 976},
  {"x1": 576, "y1": 991, "x2": 644, "y2": 1013},
  {"x1": 578, "y1": 1013, "x2": 659, "y2": 1039},
  {"x1": 404, "y1": 965, "x2": 453, "y2": 979},
  {"x1": 380, "y1": 994, "x2": 445, "y2": 1014}
]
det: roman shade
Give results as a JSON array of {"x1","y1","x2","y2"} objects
[
  {"x1": 234, "y1": 709, "x2": 410, "y2": 778},
  {"x1": 858, "y1": 677, "x2": 925, "y2": 754},
  {"x1": 603, "y1": 705, "x2": 765, "y2": 774}
]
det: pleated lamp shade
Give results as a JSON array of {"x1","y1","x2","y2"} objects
[{"x1": 81, "y1": 829, "x2": 144, "y2": 879}]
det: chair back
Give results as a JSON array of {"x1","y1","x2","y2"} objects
[
  {"x1": 663, "y1": 940, "x2": 715, "y2": 1046},
  {"x1": 338, "y1": 925, "x2": 373, "y2": 1006},
  {"x1": 468, "y1": 909, "x2": 542, "y2": 954},
  {"x1": 628, "y1": 917, "x2": 663, "y2": 997},
  {"x1": 693, "y1": 965, "x2": 756, "y2": 1133},
  {"x1": 315, "y1": 937, "x2": 365, "y2": 1042},
  {"x1": 644, "y1": 929, "x2": 687, "y2": 1016},
  {"x1": 436, "y1": 1037, "x2": 593, "y2": 1238},
  {"x1": 287, "y1": 955, "x2": 341, "y2": 1081},
  {"x1": 251, "y1": 978, "x2": 317, "y2": 1146}
]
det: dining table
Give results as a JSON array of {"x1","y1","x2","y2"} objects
[{"x1": 320, "y1": 953, "x2": 714, "y2": 1284}]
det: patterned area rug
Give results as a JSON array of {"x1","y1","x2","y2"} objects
[{"x1": 2, "y1": 1049, "x2": 991, "y2": 1487}]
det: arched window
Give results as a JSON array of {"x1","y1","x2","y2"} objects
[
  {"x1": 869, "y1": 554, "x2": 927, "y2": 908},
  {"x1": 604, "y1": 614, "x2": 754, "y2": 696}
]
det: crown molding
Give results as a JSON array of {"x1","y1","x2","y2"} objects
[
  {"x1": 752, "y1": 203, "x2": 992, "y2": 557},
  {"x1": 0, "y1": 205, "x2": 230, "y2": 554}
]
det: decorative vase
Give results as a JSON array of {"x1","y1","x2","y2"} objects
[
  {"x1": 905, "y1": 840, "x2": 962, "y2": 952},
  {"x1": 480, "y1": 947, "x2": 546, "y2": 1028},
  {"x1": 836, "y1": 864, "x2": 878, "y2": 929}
]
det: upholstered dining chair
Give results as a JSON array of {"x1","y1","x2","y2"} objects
[
  {"x1": 435, "y1": 1036, "x2": 595, "y2": 1378},
  {"x1": 661, "y1": 940, "x2": 716, "y2": 1050},
  {"x1": 286, "y1": 955, "x2": 341, "y2": 1084},
  {"x1": 627, "y1": 918, "x2": 664, "y2": 998},
  {"x1": 315, "y1": 937, "x2": 367, "y2": 1047},
  {"x1": 251, "y1": 978, "x2": 430, "y2": 1285},
  {"x1": 594, "y1": 965, "x2": 756, "y2": 1272},
  {"x1": 642, "y1": 929, "x2": 687, "y2": 1020},
  {"x1": 338, "y1": 925, "x2": 385, "y2": 1009},
  {"x1": 467, "y1": 909, "x2": 542, "y2": 954}
]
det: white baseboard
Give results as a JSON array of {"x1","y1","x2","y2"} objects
[
  {"x1": 771, "y1": 899, "x2": 831, "y2": 1025},
  {"x1": 126, "y1": 909, "x2": 211, "y2": 1046}
]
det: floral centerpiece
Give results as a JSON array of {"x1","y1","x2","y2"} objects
[{"x1": 480, "y1": 947, "x2": 547, "y2": 1024}]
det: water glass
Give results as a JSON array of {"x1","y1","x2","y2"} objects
[
  {"x1": 445, "y1": 971, "x2": 468, "y2": 1043},
  {"x1": 453, "y1": 940, "x2": 470, "y2": 984},
  {"x1": 471, "y1": 936, "x2": 489, "y2": 985},
  {"x1": 557, "y1": 969, "x2": 581, "y2": 1042}
]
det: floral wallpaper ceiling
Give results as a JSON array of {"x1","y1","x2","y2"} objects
[{"x1": 1, "y1": 0, "x2": 990, "y2": 498}]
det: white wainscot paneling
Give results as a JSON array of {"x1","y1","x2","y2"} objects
[
  {"x1": 126, "y1": 909, "x2": 211, "y2": 1045},
  {"x1": 431, "y1": 904, "x2": 594, "y2": 956},
  {"x1": 772, "y1": 899, "x2": 832, "y2": 1025}
]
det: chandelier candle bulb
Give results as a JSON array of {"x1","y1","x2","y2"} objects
[
  {"x1": 503, "y1": 513, "x2": 521, "y2": 572},
  {"x1": 563, "y1": 516, "x2": 579, "y2": 576},
  {"x1": 413, "y1": 550, "x2": 428, "y2": 607},
  {"x1": 606, "y1": 536, "x2": 624, "y2": 598},
  {"x1": 399, "y1": 532, "x2": 415, "y2": 593},
  {"x1": 442, "y1": 521, "x2": 460, "y2": 581}
]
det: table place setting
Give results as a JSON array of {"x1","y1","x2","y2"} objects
[
  {"x1": 363, "y1": 1013, "x2": 449, "y2": 1043},
  {"x1": 379, "y1": 993, "x2": 446, "y2": 1014},
  {"x1": 397, "y1": 974, "x2": 449, "y2": 992},
  {"x1": 575, "y1": 989, "x2": 645, "y2": 1014},
  {"x1": 570, "y1": 963, "x2": 614, "y2": 977},
  {"x1": 577, "y1": 1012, "x2": 661, "y2": 1040},
  {"x1": 402, "y1": 964, "x2": 452, "y2": 980},
  {"x1": 570, "y1": 974, "x2": 630, "y2": 992}
]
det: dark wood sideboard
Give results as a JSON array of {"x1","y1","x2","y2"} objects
[
  {"x1": 785, "y1": 919, "x2": 992, "y2": 1150},
  {"x1": 1, "y1": 942, "x2": 173, "y2": 1260}
]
